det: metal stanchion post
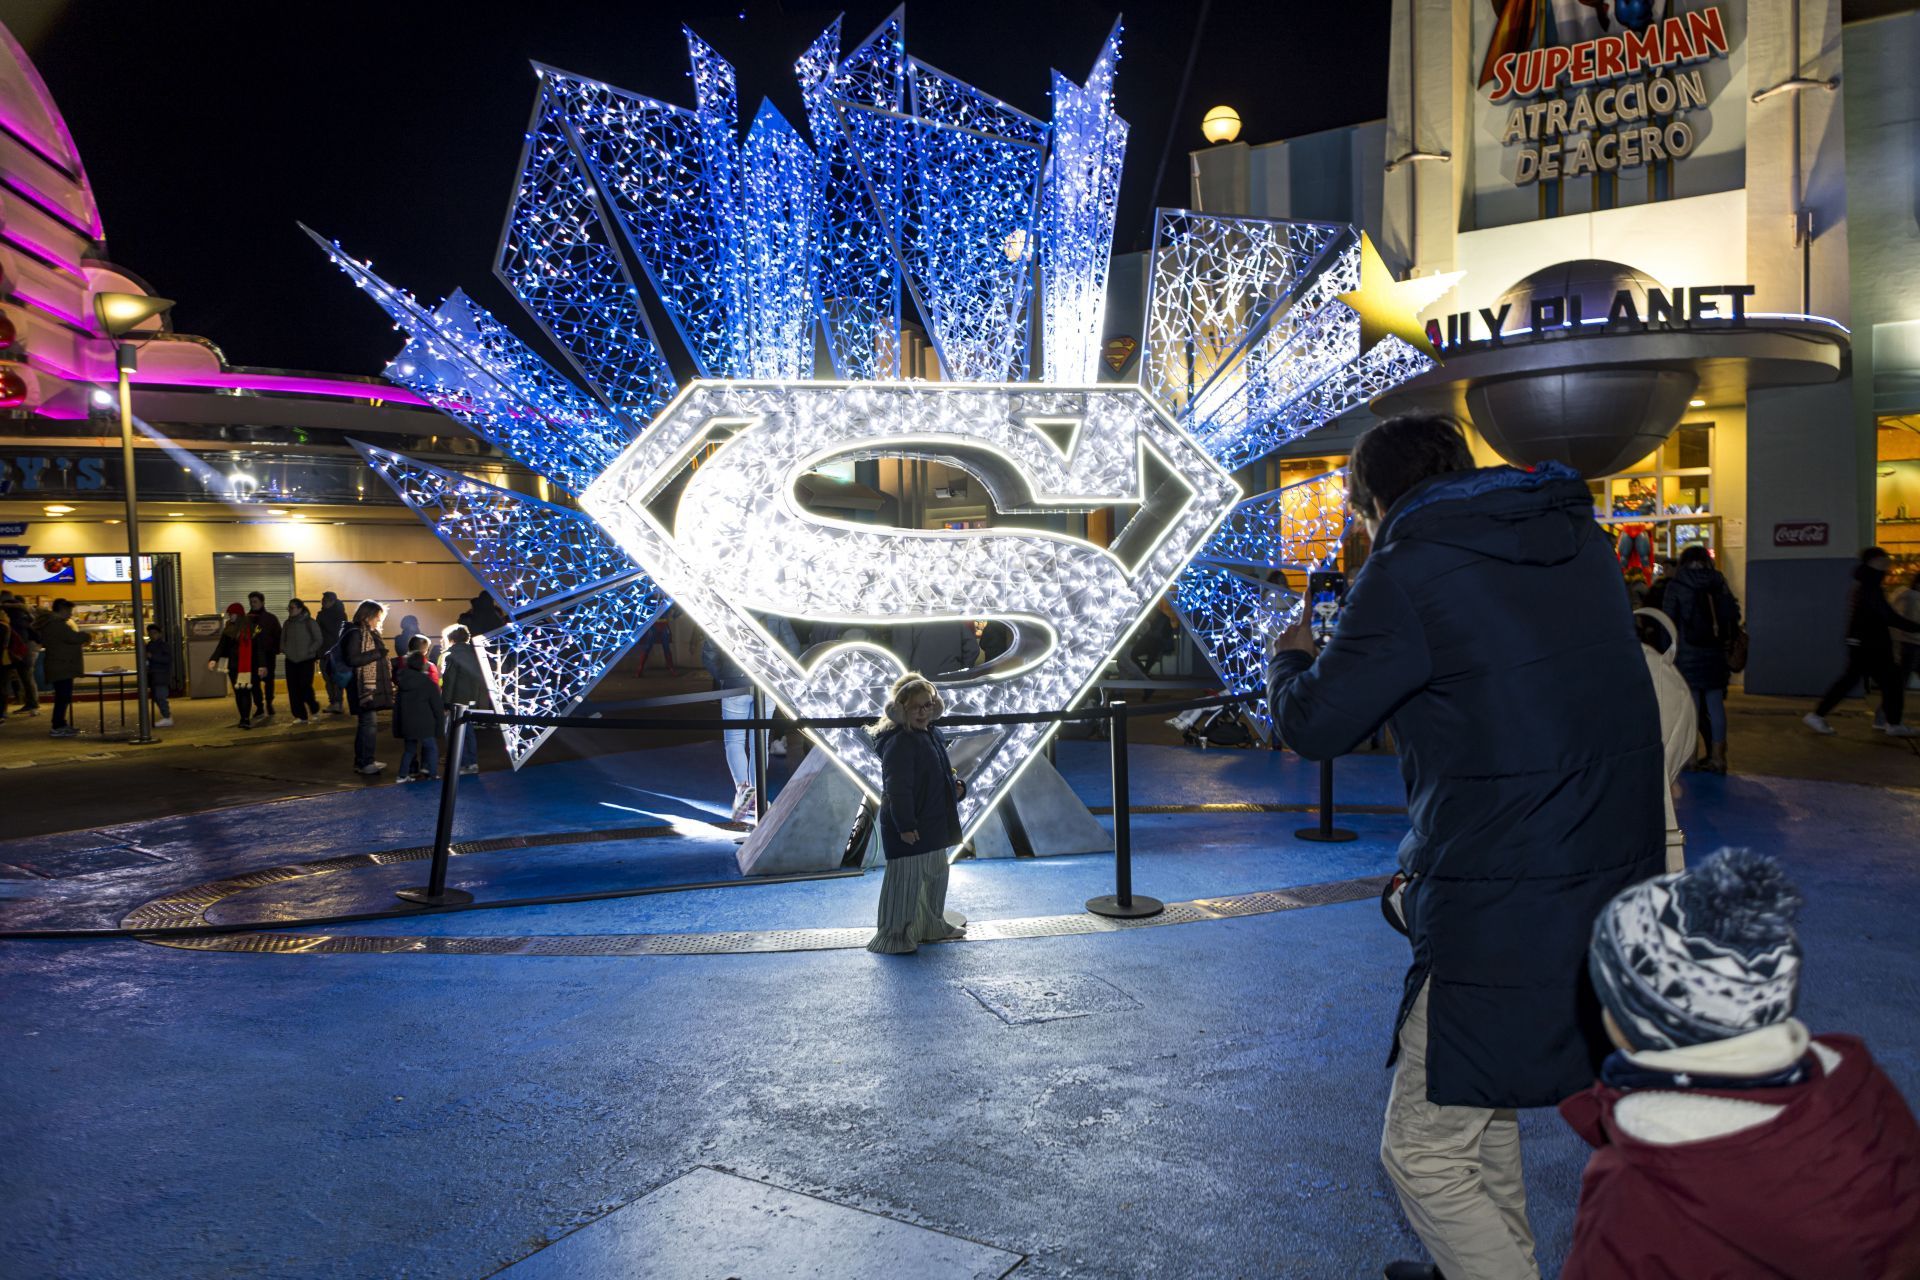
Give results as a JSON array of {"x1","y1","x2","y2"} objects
[
  {"x1": 751, "y1": 686, "x2": 768, "y2": 825},
  {"x1": 1294, "y1": 756, "x2": 1357, "y2": 843},
  {"x1": 398, "y1": 708, "x2": 475, "y2": 906},
  {"x1": 1087, "y1": 700, "x2": 1163, "y2": 918}
]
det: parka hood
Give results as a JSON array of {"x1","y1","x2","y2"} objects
[
  {"x1": 1377, "y1": 462, "x2": 1594, "y2": 568},
  {"x1": 1676, "y1": 561, "x2": 1726, "y2": 590}
]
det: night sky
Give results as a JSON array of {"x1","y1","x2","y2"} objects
[{"x1": 8, "y1": 0, "x2": 1390, "y2": 376}]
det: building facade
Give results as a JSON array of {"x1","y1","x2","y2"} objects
[
  {"x1": 0, "y1": 24, "x2": 529, "y2": 678},
  {"x1": 1189, "y1": 0, "x2": 1920, "y2": 695}
]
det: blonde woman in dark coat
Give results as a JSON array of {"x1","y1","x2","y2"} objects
[{"x1": 866, "y1": 672, "x2": 968, "y2": 954}]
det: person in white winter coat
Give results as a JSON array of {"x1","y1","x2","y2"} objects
[{"x1": 1635, "y1": 607, "x2": 1694, "y2": 872}]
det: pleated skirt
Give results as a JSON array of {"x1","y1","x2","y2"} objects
[{"x1": 867, "y1": 847, "x2": 964, "y2": 954}]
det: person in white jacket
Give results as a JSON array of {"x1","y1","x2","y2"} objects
[{"x1": 1635, "y1": 608, "x2": 1694, "y2": 872}]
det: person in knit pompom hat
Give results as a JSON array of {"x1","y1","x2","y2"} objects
[{"x1": 1560, "y1": 848, "x2": 1920, "y2": 1279}]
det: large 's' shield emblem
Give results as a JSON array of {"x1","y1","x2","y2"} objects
[{"x1": 582, "y1": 380, "x2": 1238, "y2": 835}]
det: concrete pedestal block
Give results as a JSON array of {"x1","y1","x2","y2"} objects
[
  {"x1": 966, "y1": 810, "x2": 1016, "y2": 859},
  {"x1": 735, "y1": 748, "x2": 866, "y2": 877},
  {"x1": 1002, "y1": 753, "x2": 1115, "y2": 857},
  {"x1": 736, "y1": 738, "x2": 1111, "y2": 875}
]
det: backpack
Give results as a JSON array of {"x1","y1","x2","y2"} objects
[
  {"x1": 1679, "y1": 584, "x2": 1721, "y2": 649},
  {"x1": 1183, "y1": 707, "x2": 1256, "y2": 748}
]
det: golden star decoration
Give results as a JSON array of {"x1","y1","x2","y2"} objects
[{"x1": 1336, "y1": 233, "x2": 1461, "y2": 363}]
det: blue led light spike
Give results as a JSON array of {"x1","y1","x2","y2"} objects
[
  {"x1": 832, "y1": 8, "x2": 908, "y2": 113},
  {"x1": 1195, "y1": 468, "x2": 1350, "y2": 573},
  {"x1": 1171, "y1": 562, "x2": 1298, "y2": 728},
  {"x1": 1142, "y1": 210, "x2": 1348, "y2": 427},
  {"x1": 685, "y1": 28, "x2": 749, "y2": 367},
  {"x1": 1197, "y1": 244, "x2": 1435, "y2": 471},
  {"x1": 1142, "y1": 213, "x2": 1435, "y2": 473},
  {"x1": 304, "y1": 229, "x2": 643, "y2": 497},
  {"x1": 909, "y1": 56, "x2": 1048, "y2": 143},
  {"x1": 843, "y1": 100, "x2": 1045, "y2": 381},
  {"x1": 1039, "y1": 18, "x2": 1128, "y2": 384},
  {"x1": 477, "y1": 577, "x2": 671, "y2": 767},
  {"x1": 529, "y1": 69, "x2": 740, "y2": 378},
  {"x1": 797, "y1": 13, "x2": 902, "y2": 378},
  {"x1": 740, "y1": 101, "x2": 819, "y2": 378},
  {"x1": 353, "y1": 442, "x2": 644, "y2": 617},
  {"x1": 495, "y1": 84, "x2": 680, "y2": 419},
  {"x1": 1175, "y1": 467, "x2": 1351, "y2": 737}
]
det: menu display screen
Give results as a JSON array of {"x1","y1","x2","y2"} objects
[
  {"x1": 2, "y1": 556, "x2": 75, "y2": 584},
  {"x1": 83, "y1": 555, "x2": 154, "y2": 583}
]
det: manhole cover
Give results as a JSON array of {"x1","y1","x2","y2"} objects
[
  {"x1": 495, "y1": 1167, "x2": 1021, "y2": 1279},
  {"x1": 2, "y1": 845, "x2": 167, "y2": 879},
  {"x1": 962, "y1": 972, "x2": 1141, "y2": 1025}
]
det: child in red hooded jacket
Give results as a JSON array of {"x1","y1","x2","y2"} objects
[{"x1": 1561, "y1": 848, "x2": 1920, "y2": 1279}]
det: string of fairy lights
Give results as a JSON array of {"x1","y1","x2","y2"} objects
[{"x1": 312, "y1": 7, "x2": 1436, "y2": 769}]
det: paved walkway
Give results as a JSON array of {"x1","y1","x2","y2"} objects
[
  {"x1": 3, "y1": 740, "x2": 1916, "y2": 1278},
  {"x1": 1, "y1": 667, "x2": 1913, "y2": 840}
]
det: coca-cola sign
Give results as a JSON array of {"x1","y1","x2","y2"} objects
[{"x1": 1773, "y1": 521, "x2": 1829, "y2": 547}]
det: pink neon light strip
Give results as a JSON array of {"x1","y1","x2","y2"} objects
[
  {"x1": 0, "y1": 109, "x2": 73, "y2": 179},
  {"x1": 133, "y1": 369, "x2": 430, "y2": 405},
  {"x1": 17, "y1": 330, "x2": 429, "y2": 408},
  {"x1": 28, "y1": 351, "x2": 84, "y2": 380},
  {"x1": 0, "y1": 171, "x2": 98, "y2": 240},
  {"x1": 0, "y1": 24, "x2": 104, "y2": 237},
  {"x1": 10, "y1": 286, "x2": 95, "y2": 334},
  {"x1": 0, "y1": 225, "x2": 85, "y2": 277}
]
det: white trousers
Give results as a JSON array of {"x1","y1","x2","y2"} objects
[{"x1": 1380, "y1": 982, "x2": 1540, "y2": 1280}]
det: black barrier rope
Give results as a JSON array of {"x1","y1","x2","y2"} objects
[
  {"x1": 1, "y1": 686, "x2": 1310, "y2": 940},
  {"x1": 453, "y1": 688, "x2": 1254, "y2": 734},
  {"x1": 411, "y1": 690, "x2": 1262, "y2": 916}
]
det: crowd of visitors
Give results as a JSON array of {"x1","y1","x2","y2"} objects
[
  {"x1": 335, "y1": 591, "x2": 501, "y2": 780},
  {"x1": 0, "y1": 585, "x2": 504, "y2": 783}
]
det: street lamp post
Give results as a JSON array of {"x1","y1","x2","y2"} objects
[{"x1": 93, "y1": 292, "x2": 174, "y2": 746}]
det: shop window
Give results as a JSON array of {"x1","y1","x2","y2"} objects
[
  {"x1": 1267, "y1": 454, "x2": 1350, "y2": 580},
  {"x1": 1663, "y1": 423, "x2": 1711, "y2": 471},
  {"x1": 1875, "y1": 415, "x2": 1920, "y2": 582},
  {"x1": 1595, "y1": 421, "x2": 1716, "y2": 590}
]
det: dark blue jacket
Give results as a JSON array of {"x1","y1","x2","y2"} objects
[
  {"x1": 1268, "y1": 464, "x2": 1664, "y2": 1109},
  {"x1": 144, "y1": 637, "x2": 172, "y2": 679},
  {"x1": 873, "y1": 725, "x2": 961, "y2": 859},
  {"x1": 393, "y1": 659, "x2": 445, "y2": 741},
  {"x1": 1661, "y1": 562, "x2": 1740, "y2": 690}
]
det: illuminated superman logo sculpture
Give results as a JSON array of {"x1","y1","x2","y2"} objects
[{"x1": 311, "y1": 10, "x2": 1441, "y2": 831}]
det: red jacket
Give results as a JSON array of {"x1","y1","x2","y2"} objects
[{"x1": 1559, "y1": 1034, "x2": 1920, "y2": 1279}]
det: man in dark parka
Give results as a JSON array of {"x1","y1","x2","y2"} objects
[{"x1": 1267, "y1": 416, "x2": 1664, "y2": 1280}]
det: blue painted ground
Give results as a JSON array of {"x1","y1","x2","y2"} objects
[{"x1": 2, "y1": 742, "x2": 1917, "y2": 1279}]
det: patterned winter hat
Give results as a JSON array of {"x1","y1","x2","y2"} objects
[{"x1": 1589, "y1": 848, "x2": 1804, "y2": 1051}]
